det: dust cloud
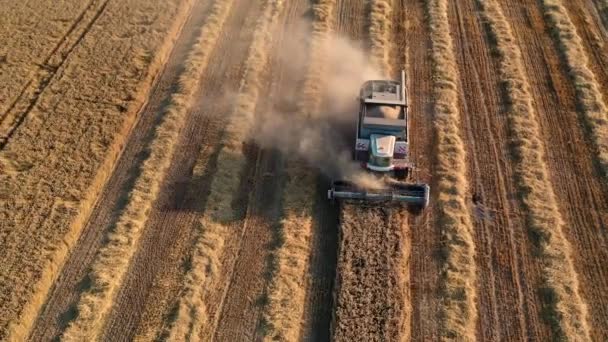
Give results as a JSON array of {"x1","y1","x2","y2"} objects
[{"x1": 250, "y1": 28, "x2": 387, "y2": 189}]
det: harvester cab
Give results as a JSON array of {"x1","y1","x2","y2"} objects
[{"x1": 328, "y1": 71, "x2": 430, "y2": 208}]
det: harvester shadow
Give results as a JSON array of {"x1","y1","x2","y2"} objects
[
  {"x1": 258, "y1": 150, "x2": 288, "y2": 281},
  {"x1": 53, "y1": 272, "x2": 96, "y2": 341},
  {"x1": 247, "y1": 149, "x2": 289, "y2": 335},
  {"x1": 156, "y1": 139, "x2": 262, "y2": 341},
  {"x1": 305, "y1": 175, "x2": 340, "y2": 342}
]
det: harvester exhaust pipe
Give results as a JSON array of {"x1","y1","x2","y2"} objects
[{"x1": 328, "y1": 180, "x2": 430, "y2": 208}]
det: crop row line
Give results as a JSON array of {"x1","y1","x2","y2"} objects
[{"x1": 425, "y1": 0, "x2": 477, "y2": 340}]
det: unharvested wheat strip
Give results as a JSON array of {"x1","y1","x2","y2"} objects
[
  {"x1": 0, "y1": 1, "x2": 91, "y2": 116},
  {"x1": 0, "y1": 0, "x2": 193, "y2": 340},
  {"x1": 425, "y1": 0, "x2": 477, "y2": 340},
  {"x1": 261, "y1": 1, "x2": 335, "y2": 339},
  {"x1": 0, "y1": 0, "x2": 111, "y2": 148},
  {"x1": 164, "y1": 1, "x2": 286, "y2": 340},
  {"x1": 59, "y1": 1, "x2": 235, "y2": 340},
  {"x1": 477, "y1": 0, "x2": 591, "y2": 339},
  {"x1": 369, "y1": 0, "x2": 393, "y2": 75},
  {"x1": 541, "y1": 0, "x2": 608, "y2": 179}
]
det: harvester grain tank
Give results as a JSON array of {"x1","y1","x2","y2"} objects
[{"x1": 327, "y1": 71, "x2": 430, "y2": 208}]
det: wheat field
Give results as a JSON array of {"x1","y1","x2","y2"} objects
[{"x1": 2, "y1": 0, "x2": 608, "y2": 340}]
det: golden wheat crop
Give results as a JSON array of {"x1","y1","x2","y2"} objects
[
  {"x1": 333, "y1": 206, "x2": 410, "y2": 342},
  {"x1": 0, "y1": 0, "x2": 120, "y2": 147},
  {"x1": 165, "y1": 1, "x2": 285, "y2": 339},
  {"x1": 0, "y1": 0, "x2": 91, "y2": 117},
  {"x1": 425, "y1": 0, "x2": 477, "y2": 340},
  {"x1": 0, "y1": 0, "x2": 192, "y2": 340}
]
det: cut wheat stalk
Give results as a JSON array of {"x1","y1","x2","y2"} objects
[
  {"x1": 426, "y1": 0, "x2": 477, "y2": 340},
  {"x1": 369, "y1": 0, "x2": 393, "y2": 75}
]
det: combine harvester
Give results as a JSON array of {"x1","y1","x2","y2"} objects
[{"x1": 327, "y1": 71, "x2": 430, "y2": 209}]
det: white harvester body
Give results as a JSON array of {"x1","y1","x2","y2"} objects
[{"x1": 328, "y1": 71, "x2": 430, "y2": 208}]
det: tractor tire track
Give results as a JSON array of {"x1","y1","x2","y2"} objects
[
  {"x1": 128, "y1": 113, "x2": 224, "y2": 342},
  {"x1": 297, "y1": 175, "x2": 339, "y2": 342},
  {"x1": 213, "y1": 1, "x2": 315, "y2": 341},
  {"x1": 294, "y1": 1, "x2": 342, "y2": 341},
  {"x1": 0, "y1": 0, "x2": 111, "y2": 149},
  {"x1": 210, "y1": 2, "x2": 314, "y2": 340}
]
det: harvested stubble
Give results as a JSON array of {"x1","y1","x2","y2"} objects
[
  {"x1": 165, "y1": 0, "x2": 285, "y2": 339},
  {"x1": 59, "y1": 0, "x2": 235, "y2": 340},
  {"x1": 426, "y1": 0, "x2": 477, "y2": 340},
  {"x1": 0, "y1": 0, "x2": 191, "y2": 340},
  {"x1": 332, "y1": 206, "x2": 410, "y2": 342},
  {"x1": 476, "y1": 1, "x2": 591, "y2": 340},
  {"x1": 261, "y1": 1, "x2": 335, "y2": 340},
  {"x1": 542, "y1": 0, "x2": 608, "y2": 179}
]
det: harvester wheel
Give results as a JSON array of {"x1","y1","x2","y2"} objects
[{"x1": 394, "y1": 169, "x2": 409, "y2": 180}]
